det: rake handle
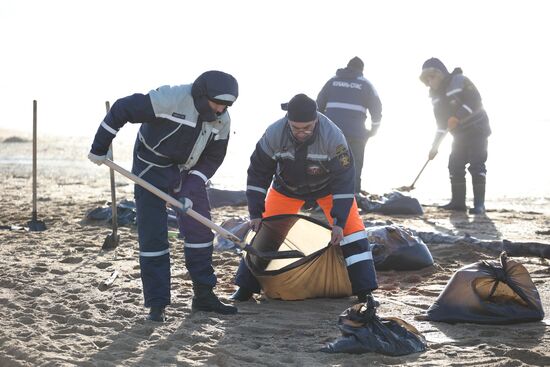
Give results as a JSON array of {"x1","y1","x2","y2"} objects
[
  {"x1": 102, "y1": 159, "x2": 242, "y2": 245},
  {"x1": 409, "y1": 159, "x2": 430, "y2": 189}
]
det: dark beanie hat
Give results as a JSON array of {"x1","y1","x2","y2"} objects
[
  {"x1": 347, "y1": 56, "x2": 364, "y2": 72},
  {"x1": 281, "y1": 93, "x2": 318, "y2": 122},
  {"x1": 421, "y1": 58, "x2": 449, "y2": 75}
]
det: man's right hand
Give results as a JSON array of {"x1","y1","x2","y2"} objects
[
  {"x1": 428, "y1": 148, "x2": 438, "y2": 160},
  {"x1": 248, "y1": 218, "x2": 262, "y2": 232},
  {"x1": 88, "y1": 152, "x2": 107, "y2": 165}
]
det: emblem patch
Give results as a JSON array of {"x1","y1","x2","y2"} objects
[
  {"x1": 338, "y1": 154, "x2": 351, "y2": 167},
  {"x1": 335, "y1": 144, "x2": 351, "y2": 168}
]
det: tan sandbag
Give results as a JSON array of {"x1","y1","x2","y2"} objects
[{"x1": 244, "y1": 214, "x2": 352, "y2": 300}]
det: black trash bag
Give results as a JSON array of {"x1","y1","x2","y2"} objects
[
  {"x1": 357, "y1": 191, "x2": 423, "y2": 215},
  {"x1": 86, "y1": 199, "x2": 136, "y2": 226},
  {"x1": 206, "y1": 188, "x2": 247, "y2": 208},
  {"x1": 86, "y1": 199, "x2": 178, "y2": 228},
  {"x1": 426, "y1": 252, "x2": 545, "y2": 324},
  {"x1": 321, "y1": 303, "x2": 427, "y2": 356},
  {"x1": 367, "y1": 225, "x2": 434, "y2": 271}
]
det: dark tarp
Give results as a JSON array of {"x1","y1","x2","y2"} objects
[
  {"x1": 321, "y1": 303, "x2": 427, "y2": 356},
  {"x1": 86, "y1": 200, "x2": 178, "y2": 228},
  {"x1": 357, "y1": 191, "x2": 423, "y2": 215},
  {"x1": 366, "y1": 225, "x2": 434, "y2": 271},
  {"x1": 426, "y1": 252, "x2": 545, "y2": 324},
  {"x1": 243, "y1": 214, "x2": 353, "y2": 300},
  {"x1": 206, "y1": 188, "x2": 247, "y2": 208},
  {"x1": 86, "y1": 188, "x2": 245, "y2": 227}
]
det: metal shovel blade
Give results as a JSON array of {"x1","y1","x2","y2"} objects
[
  {"x1": 395, "y1": 185, "x2": 414, "y2": 192},
  {"x1": 28, "y1": 212, "x2": 46, "y2": 232},
  {"x1": 102, "y1": 233, "x2": 120, "y2": 250}
]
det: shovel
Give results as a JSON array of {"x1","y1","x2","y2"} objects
[
  {"x1": 395, "y1": 159, "x2": 430, "y2": 192},
  {"x1": 102, "y1": 101, "x2": 120, "y2": 251},
  {"x1": 101, "y1": 159, "x2": 305, "y2": 260}
]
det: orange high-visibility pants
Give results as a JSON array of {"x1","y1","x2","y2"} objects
[{"x1": 263, "y1": 188, "x2": 365, "y2": 235}]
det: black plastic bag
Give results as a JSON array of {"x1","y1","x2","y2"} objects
[
  {"x1": 322, "y1": 303, "x2": 427, "y2": 356},
  {"x1": 367, "y1": 225, "x2": 434, "y2": 271},
  {"x1": 357, "y1": 191, "x2": 423, "y2": 215},
  {"x1": 426, "y1": 252, "x2": 545, "y2": 324}
]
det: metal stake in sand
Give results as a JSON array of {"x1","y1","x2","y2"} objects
[
  {"x1": 102, "y1": 101, "x2": 120, "y2": 250},
  {"x1": 27, "y1": 100, "x2": 46, "y2": 231}
]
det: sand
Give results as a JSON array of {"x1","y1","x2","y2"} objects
[{"x1": 1, "y1": 131, "x2": 549, "y2": 367}]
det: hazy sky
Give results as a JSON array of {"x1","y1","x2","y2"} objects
[
  {"x1": 1, "y1": 0, "x2": 549, "y2": 196},
  {"x1": 2, "y1": 0, "x2": 549, "y2": 136}
]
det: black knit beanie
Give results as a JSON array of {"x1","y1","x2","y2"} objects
[{"x1": 282, "y1": 94, "x2": 318, "y2": 122}]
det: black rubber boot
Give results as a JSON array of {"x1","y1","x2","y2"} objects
[
  {"x1": 440, "y1": 182, "x2": 467, "y2": 211},
  {"x1": 192, "y1": 284, "x2": 238, "y2": 315},
  {"x1": 229, "y1": 287, "x2": 254, "y2": 302},
  {"x1": 469, "y1": 182, "x2": 486, "y2": 214},
  {"x1": 146, "y1": 306, "x2": 166, "y2": 322}
]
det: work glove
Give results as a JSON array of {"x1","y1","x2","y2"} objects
[
  {"x1": 88, "y1": 151, "x2": 107, "y2": 166},
  {"x1": 368, "y1": 125, "x2": 379, "y2": 138},
  {"x1": 248, "y1": 218, "x2": 262, "y2": 232},
  {"x1": 177, "y1": 197, "x2": 193, "y2": 213},
  {"x1": 447, "y1": 116, "x2": 459, "y2": 131},
  {"x1": 330, "y1": 225, "x2": 344, "y2": 246},
  {"x1": 428, "y1": 147, "x2": 438, "y2": 160}
]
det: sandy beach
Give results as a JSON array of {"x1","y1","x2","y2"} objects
[{"x1": 1, "y1": 130, "x2": 549, "y2": 367}]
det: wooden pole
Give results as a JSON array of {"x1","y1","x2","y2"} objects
[
  {"x1": 28, "y1": 100, "x2": 46, "y2": 231},
  {"x1": 32, "y1": 100, "x2": 37, "y2": 219},
  {"x1": 106, "y1": 102, "x2": 118, "y2": 238}
]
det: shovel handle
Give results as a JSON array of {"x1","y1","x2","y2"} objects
[
  {"x1": 409, "y1": 159, "x2": 430, "y2": 188},
  {"x1": 102, "y1": 159, "x2": 243, "y2": 245}
]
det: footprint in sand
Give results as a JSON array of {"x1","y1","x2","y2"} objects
[
  {"x1": 95, "y1": 303, "x2": 110, "y2": 311},
  {"x1": 96, "y1": 262, "x2": 113, "y2": 269},
  {"x1": 31, "y1": 266, "x2": 49, "y2": 272},
  {"x1": 115, "y1": 308, "x2": 135, "y2": 318},
  {"x1": 60, "y1": 256, "x2": 83, "y2": 264}
]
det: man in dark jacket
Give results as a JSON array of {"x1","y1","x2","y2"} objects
[
  {"x1": 317, "y1": 57, "x2": 382, "y2": 198},
  {"x1": 88, "y1": 71, "x2": 239, "y2": 321},
  {"x1": 230, "y1": 93, "x2": 378, "y2": 305},
  {"x1": 420, "y1": 58, "x2": 491, "y2": 214}
]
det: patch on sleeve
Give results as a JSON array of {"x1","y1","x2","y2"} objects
[{"x1": 335, "y1": 144, "x2": 351, "y2": 168}]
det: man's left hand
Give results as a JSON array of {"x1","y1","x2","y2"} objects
[
  {"x1": 330, "y1": 225, "x2": 344, "y2": 246},
  {"x1": 447, "y1": 116, "x2": 459, "y2": 131},
  {"x1": 368, "y1": 126, "x2": 379, "y2": 138}
]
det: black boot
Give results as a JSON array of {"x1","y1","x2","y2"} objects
[
  {"x1": 229, "y1": 287, "x2": 254, "y2": 302},
  {"x1": 192, "y1": 284, "x2": 238, "y2": 315},
  {"x1": 440, "y1": 182, "x2": 467, "y2": 211},
  {"x1": 469, "y1": 182, "x2": 486, "y2": 214},
  {"x1": 146, "y1": 306, "x2": 166, "y2": 322}
]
